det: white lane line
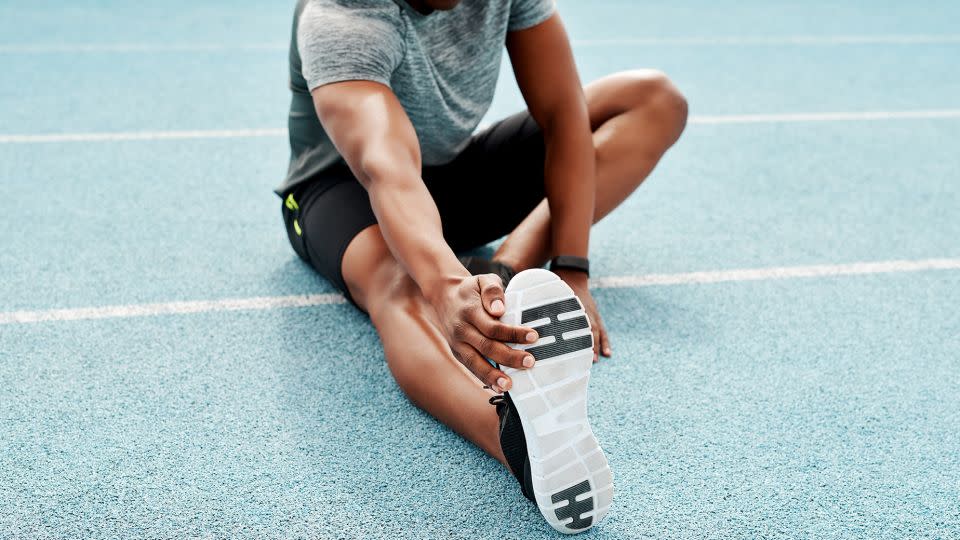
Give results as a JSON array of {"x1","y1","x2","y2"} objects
[
  {"x1": 0, "y1": 294, "x2": 347, "y2": 324},
  {"x1": 2, "y1": 258, "x2": 958, "y2": 325},
  {"x1": 0, "y1": 128, "x2": 287, "y2": 144},
  {"x1": 2, "y1": 35, "x2": 959, "y2": 53},
  {"x1": 691, "y1": 110, "x2": 960, "y2": 124},
  {"x1": 589, "y1": 258, "x2": 960, "y2": 289},
  {"x1": 2, "y1": 109, "x2": 958, "y2": 144},
  {"x1": 0, "y1": 43, "x2": 288, "y2": 53},
  {"x1": 573, "y1": 34, "x2": 960, "y2": 47}
]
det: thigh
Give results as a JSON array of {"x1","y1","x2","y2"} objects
[
  {"x1": 584, "y1": 69, "x2": 685, "y2": 129},
  {"x1": 281, "y1": 163, "x2": 378, "y2": 305},
  {"x1": 424, "y1": 111, "x2": 547, "y2": 251}
]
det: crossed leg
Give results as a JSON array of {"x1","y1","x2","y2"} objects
[
  {"x1": 340, "y1": 70, "x2": 687, "y2": 463},
  {"x1": 494, "y1": 70, "x2": 688, "y2": 271}
]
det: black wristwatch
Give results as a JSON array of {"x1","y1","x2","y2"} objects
[{"x1": 549, "y1": 255, "x2": 590, "y2": 277}]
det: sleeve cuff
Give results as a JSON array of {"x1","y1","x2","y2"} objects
[{"x1": 508, "y1": 2, "x2": 556, "y2": 31}]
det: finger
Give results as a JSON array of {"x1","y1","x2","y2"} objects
[
  {"x1": 600, "y1": 325, "x2": 612, "y2": 357},
  {"x1": 477, "y1": 274, "x2": 506, "y2": 317},
  {"x1": 590, "y1": 309, "x2": 611, "y2": 358},
  {"x1": 592, "y1": 324, "x2": 601, "y2": 363},
  {"x1": 468, "y1": 328, "x2": 535, "y2": 369},
  {"x1": 454, "y1": 344, "x2": 512, "y2": 392},
  {"x1": 590, "y1": 318, "x2": 600, "y2": 362},
  {"x1": 475, "y1": 316, "x2": 539, "y2": 345}
]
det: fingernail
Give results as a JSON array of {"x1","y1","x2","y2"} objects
[
  {"x1": 491, "y1": 299, "x2": 504, "y2": 312},
  {"x1": 497, "y1": 377, "x2": 510, "y2": 391},
  {"x1": 604, "y1": 347, "x2": 612, "y2": 356},
  {"x1": 522, "y1": 356, "x2": 535, "y2": 368},
  {"x1": 526, "y1": 331, "x2": 538, "y2": 343}
]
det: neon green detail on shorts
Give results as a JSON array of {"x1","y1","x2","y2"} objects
[
  {"x1": 285, "y1": 193, "x2": 299, "y2": 211},
  {"x1": 293, "y1": 219, "x2": 302, "y2": 236}
]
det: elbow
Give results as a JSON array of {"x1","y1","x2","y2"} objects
[
  {"x1": 539, "y1": 96, "x2": 591, "y2": 138},
  {"x1": 356, "y1": 144, "x2": 421, "y2": 189},
  {"x1": 357, "y1": 155, "x2": 393, "y2": 188}
]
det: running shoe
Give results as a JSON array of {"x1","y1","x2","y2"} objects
[
  {"x1": 459, "y1": 255, "x2": 516, "y2": 286},
  {"x1": 494, "y1": 268, "x2": 613, "y2": 533}
]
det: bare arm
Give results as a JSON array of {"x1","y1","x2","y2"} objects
[
  {"x1": 507, "y1": 13, "x2": 595, "y2": 261},
  {"x1": 311, "y1": 81, "x2": 465, "y2": 298},
  {"x1": 310, "y1": 81, "x2": 537, "y2": 390},
  {"x1": 508, "y1": 14, "x2": 611, "y2": 361}
]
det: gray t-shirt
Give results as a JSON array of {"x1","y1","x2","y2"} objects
[{"x1": 276, "y1": 0, "x2": 556, "y2": 195}]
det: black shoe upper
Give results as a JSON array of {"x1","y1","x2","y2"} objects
[
  {"x1": 459, "y1": 256, "x2": 517, "y2": 287},
  {"x1": 490, "y1": 393, "x2": 535, "y2": 501},
  {"x1": 469, "y1": 257, "x2": 529, "y2": 500}
]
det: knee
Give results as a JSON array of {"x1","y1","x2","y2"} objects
[
  {"x1": 341, "y1": 226, "x2": 423, "y2": 314},
  {"x1": 363, "y1": 261, "x2": 422, "y2": 320},
  {"x1": 625, "y1": 69, "x2": 688, "y2": 139}
]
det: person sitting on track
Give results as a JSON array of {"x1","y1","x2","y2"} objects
[{"x1": 276, "y1": 0, "x2": 686, "y2": 531}]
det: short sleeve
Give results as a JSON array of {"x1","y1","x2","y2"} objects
[
  {"x1": 508, "y1": 0, "x2": 556, "y2": 31},
  {"x1": 297, "y1": 0, "x2": 405, "y2": 91}
]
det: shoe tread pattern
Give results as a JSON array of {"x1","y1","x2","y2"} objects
[{"x1": 502, "y1": 269, "x2": 613, "y2": 534}]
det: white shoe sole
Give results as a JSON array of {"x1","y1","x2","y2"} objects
[{"x1": 501, "y1": 269, "x2": 614, "y2": 534}]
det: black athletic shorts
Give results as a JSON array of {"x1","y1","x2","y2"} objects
[{"x1": 281, "y1": 111, "x2": 546, "y2": 305}]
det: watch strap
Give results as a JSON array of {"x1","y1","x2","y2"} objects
[{"x1": 548, "y1": 255, "x2": 590, "y2": 276}]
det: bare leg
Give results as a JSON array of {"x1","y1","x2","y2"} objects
[
  {"x1": 338, "y1": 70, "x2": 687, "y2": 464},
  {"x1": 342, "y1": 225, "x2": 508, "y2": 465},
  {"x1": 494, "y1": 70, "x2": 688, "y2": 271}
]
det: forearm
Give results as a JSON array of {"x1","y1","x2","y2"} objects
[
  {"x1": 542, "y1": 110, "x2": 595, "y2": 259},
  {"x1": 365, "y1": 170, "x2": 469, "y2": 302},
  {"x1": 506, "y1": 14, "x2": 596, "y2": 260},
  {"x1": 309, "y1": 81, "x2": 469, "y2": 301}
]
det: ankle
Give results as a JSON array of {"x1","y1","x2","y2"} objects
[
  {"x1": 492, "y1": 253, "x2": 532, "y2": 273},
  {"x1": 493, "y1": 241, "x2": 552, "y2": 272}
]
